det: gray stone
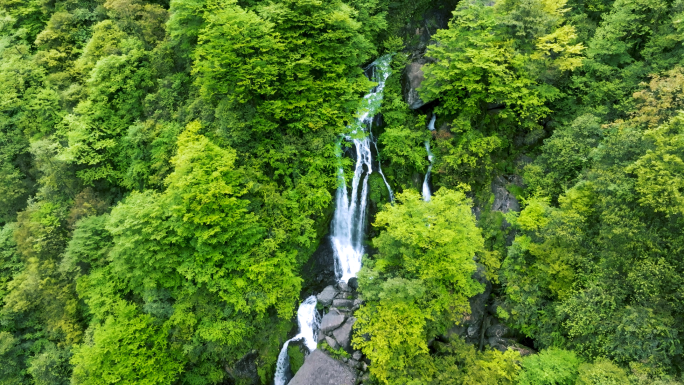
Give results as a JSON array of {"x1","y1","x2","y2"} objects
[
  {"x1": 333, "y1": 299, "x2": 354, "y2": 309},
  {"x1": 486, "y1": 323, "x2": 511, "y2": 338},
  {"x1": 337, "y1": 281, "x2": 349, "y2": 291},
  {"x1": 326, "y1": 335, "x2": 340, "y2": 350},
  {"x1": 348, "y1": 277, "x2": 359, "y2": 290},
  {"x1": 491, "y1": 175, "x2": 521, "y2": 215},
  {"x1": 317, "y1": 285, "x2": 338, "y2": 307},
  {"x1": 488, "y1": 336, "x2": 507, "y2": 351},
  {"x1": 489, "y1": 337, "x2": 535, "y2": 357},
  {"x1": 320, "y1": 309, "x2": 346, "y2": 333},
  {"x1": 352, "y1": 351, "x2": 363, "y2": 361},
  {"x1": 333, "y1": 317, "x2": 356, "y2": 350},
  {"x1": 405, "y1": 62, "x2": 426, "y2": 109},
  {"x1": 289, "y1": 349, "x2": 356, "y2": 385}
]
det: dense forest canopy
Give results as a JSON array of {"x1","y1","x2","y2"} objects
[{"x1": 1, "y1": 0, "x2": 684, "y2": 383}]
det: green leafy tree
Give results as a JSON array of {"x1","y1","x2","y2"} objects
[
  {"x1": 71, "y1": 301, "x2": 184, "y2": 385},
  {"x1": 517, "y1": 348, "x2": 581, "y2": 385},
  {"x1": 431, "y1": 337, "x2": 521, "y2": 385},
  {"x1": 73, "y1": 122, "x2": 302, "y2": 383},
  {"x1": 419, "y1": 0, "x2": 583, "y2": 188},
  {"x1": 503, "y1": 81, "x2": 684, "y2": 371},
  {"x1": 353, "y1": 189, "x2": 484, "y2": 384}
]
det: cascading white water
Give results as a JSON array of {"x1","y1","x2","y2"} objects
[
  {"x1": 273, "y1": 56, "x2": 393, "y2": 385},
  {"x1": 372, "y1": 137, "x2": 394, "y2": 203},
  {"x1": 422, "y1": 115, "x2": 436, "y2": 202},
  {"x1": 331, "y1": 55, "x2": 393, "y2": 283},
  {"x1": 274, "y1": 296, "x2": 320, "y2": 385}
]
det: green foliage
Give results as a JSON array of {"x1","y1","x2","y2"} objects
[
  {"x1": 504, "y1": 72, "x2": 684, "y2": 372},
  {"x1": 576, "y1": 359, "x2": 629, "y2": 385},
  {"x1": 27, "y1": 343, "x2": 72, "y2": 385},
  {"x1": 523, "y1": 114, "x2": 603, "y2": 202},
  {"x1": 431, "y1": 337, "x2": 521, "y2": 385},
  {"x1": 4, "y1": 0, "x2": 684, "y2": 382},
  {"x1": 354, "y1": 189, "x2": 484, "y2": 384},
  {"x1": 419, "y1": 0, "x2": 583, "y2": 189},
  {"x1": 518, "y1": 348, "x2": 581, "y2": 385},
  {"x1": 71, "y1": 301, "x2": 184, "y2": 385},
  {"x1": 287, "y1": 345, "x2": 305, "y2": 374},
  {"x1": 320, "y1": 340, "x2": 351, "y2": 360},
  {"x1": 72, "y1": 122, "x2": 302, "y2": 383},
  {"x1": 376, "y1": 53, "x2": 430, "y2": 191}
]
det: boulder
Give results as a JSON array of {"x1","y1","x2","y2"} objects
[
  {"x1": 320, "y1": 309, "x2": 346, "y2": 333},
  {"x1": 332, "y1": 317, "x2": 356, "y2": 350},
  {"x1": 405, "y1": 61, "x2": 427, "y2": 109},
  {"x1": 486, "y1": 323, "x2": 511, "y2": 339},
  {"x1": 332, "y1": 299, "x2": 354, "y2": 309},
  {"x1": 325, "y1": 335, "x2": 340, "y2": 350},
  {"x1": 491, "y1": 176, "x2": 520, "y2": 215},
  {"x1": 348, "y1": 277, "x2": 359, "y2": 291},
  {"x1": 489, "y1": 337, "x2": 535, "y2": 357},
  {"x1": 288, "y1": 350, "x2": 357, "y2": 385},
  {"x1": 317, "y1": 285, "x2": 338, "y2": 307},
  {"x1": 337, "y1": 281, "x2": 349, "y2": 292},
  {"x1": 352, "y1": 351, "x2": 363, "y2": 361}
]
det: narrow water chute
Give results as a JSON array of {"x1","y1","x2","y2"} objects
[{"x1": 422, "y1": 114, "x2": 436, "y2": 202}]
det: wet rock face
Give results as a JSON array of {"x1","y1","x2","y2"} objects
[
  {"x1": 491, "y1": 174, "x2": 525, "y2": 245},
  {"x1": 300, "y1": 237, "x2": 337, "y2": 294},
  {"x1": 486, "y1": 323, "x2": 511, "y2": 339},
  {"x1": 288, "y1": 350, "x2": 357, "y2": 385},
  {"x1": 405, "y1": 61, "x2": 427, "y2": 109}
]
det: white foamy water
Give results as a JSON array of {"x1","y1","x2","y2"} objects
[
  {"x1": 331, "y1": 55, "x2": 393, "y2": 283},
  {"x1": 372, "y1": 136, "x2": 394, "y2": 203},
  {"x1": 274, "y1": 55, "x2": 394, "y2": 385},
  {"x1": 274, "y1": 296, "x2": 320, "y2": 385},
  {"x1": 422, "y1": 115, "x2": 436, "y2": 202}
]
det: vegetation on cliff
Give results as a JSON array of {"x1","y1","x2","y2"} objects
[{"x1": 1, "y1": 0, "x2": 684, "y2": 383}]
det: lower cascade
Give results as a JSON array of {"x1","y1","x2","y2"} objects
[
  {"x1": 422, "y1": 114, "x2": 436, "y2": 202},
  {"x1": 273, "y1": 55, "x2": 393, "y2": 385},
  {"x1": 274, "y1": 296, "x2": 321, "y2": 385}
]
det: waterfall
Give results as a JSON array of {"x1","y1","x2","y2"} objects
[
  {"x1": 274, "y1": 296, "x2": 321, "y2": 385},
  {"x1": 372, "y1": 137, "x2": 394, "y2": 203},
  {"x1": 273, "y1": 56, "x2": 393, "y2": 385},
  {"x1": 331, "y1": 54, "x2": 393, "y2": 283},
  {"x1": 422, "y1": 115, "x2": 436, "y2": 202},
  {"x1": 427, "y1": 114, "x2": 436, "y2": 132}
]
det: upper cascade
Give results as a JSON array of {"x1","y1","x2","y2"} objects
[{"x1": 331, "y1": 54, "x2": 393, "y2": 283}]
